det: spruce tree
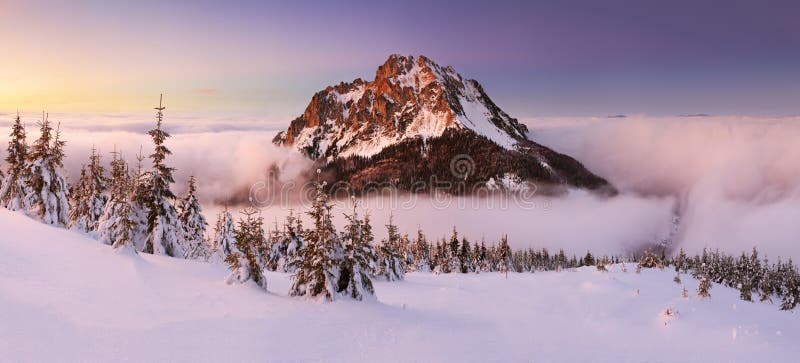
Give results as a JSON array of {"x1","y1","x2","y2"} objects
[
  {"x1": 412, "y1": 226, "x2": 431, "y2": 272},
  {"x1": 211, "y1": 208, "x2": 237, "y2": 260},
  {"x1": 266, "y1": 211, "x2": 304, "y2": 272},
  {"x1": 289, "y1": 172, "x2": 342, "y2": 300},
  {"x1": 178, "y1": 175, "x2": 208, "y2": 259},
  {"x1": 24, "y1": 115, "x2": 69, "y2": 226},
  {"x1": 497, "y1": 235, "x2": 512, "y2": 277},
  {"x1": 0, "y1": 113, "x2": 29, "y2": 210},
  {"x1": 337, "y1": 201, "x2": 377, "y2": 300},
  {"x1": 97, "y1": 150, "x2": 135, "y2": 250},
  {"x1": 144, "y1": 95, "x2": 185, "y2": 257},
  {"x1": 129, "y1": 149, "x2": 151, "y2": 249},
  {"x1": 225, "y1": 208, "x2": 268, "y2": 290},
  {"x1": 69, "y1": 147, "x2": 108, "y2": 233},
  {"x1": 697, "y1": 263, "x2": 712, "y2": 299},
  {"x1": 376, "y1": 214, "x2": 405, "y2": 281}
]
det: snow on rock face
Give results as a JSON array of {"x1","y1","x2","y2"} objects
[{"x1": 273, "y1": 54, "x2": 529, "y2": 159}]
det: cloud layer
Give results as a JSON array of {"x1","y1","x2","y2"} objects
[
  {"x1": 528, "y1": 115, "x2": 800, "y2": 259},
  {"x1": 2, "y1": 113, "x2": 798, "y2": 259}
]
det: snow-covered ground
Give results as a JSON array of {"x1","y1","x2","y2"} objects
[{"x1": 1, "y1": 209, "x2": 798, "y2": 362}]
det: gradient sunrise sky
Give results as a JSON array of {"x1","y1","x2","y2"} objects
[{"x1": 1, "y1": 0, "x2": 798, "y2": 119}]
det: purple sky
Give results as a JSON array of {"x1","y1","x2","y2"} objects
[{"x1": 2, "y1": 0, "x2": 799, "y2": 118}]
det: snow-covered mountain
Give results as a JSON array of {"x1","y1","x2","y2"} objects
[{"x1": 274, "y1": 55, "x2": 613, "y2": 193}]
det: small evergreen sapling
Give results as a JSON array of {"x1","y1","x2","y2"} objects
[{"x1": 178, "y1": 176, "x2": 208, "y2": 259}]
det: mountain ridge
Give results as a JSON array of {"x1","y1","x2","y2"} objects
[{"x1": 273, "y1": 54, "x2": 613, "y2": 194}]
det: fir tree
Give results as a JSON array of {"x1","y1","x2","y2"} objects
[
  {"x1": 266, "y1": 211, "x2": 305, "y2": 272},
  {"x1": 0, "y1": 113, "x2": 29, "y2": 210},
  {"x1": 376, "y1": 214, "x2": 405, "y2": 281},
  {"x1": 69, "y1": 147, "x2": 108, "y2": 233},
  {"x1": 337, "y1": 201, "x2": 377, "y2": 300},
  {"x1": 96, "y1": 150, "x2": 135, "y2": 250},
  {"x1": 779, "y1": 259, "x2": 799, "y2": 310},
  {"x1": 144, "y1": 95, "x2": 184, "y2": 257},
  {"x1": 411, "y1": 226, "x2": 432, "y2": 272},
  {"x1": 289, "y1": 172, "x2": 342, "y2": 300},
  {"x1": 212, "y1": 208, "x2": 237, "y2": 258},
  {"x1": 225, "y1": 208, "x2": 268, "y2": 290},
  {"x1": 128, "y1": 149, "x2": 151, "y2": 250},
  {"x1": 24, "y1": 114, "x2": 69, "y2": 226},
  {"x1": 497, "y1": 235, "x2": 512, "y2": 278},
  {"x1": 178, "y1": 175, "x2": 208, "y2": 259},
  {"x1": 697, "y1": 263, "x2": 712, "y2": 299}
]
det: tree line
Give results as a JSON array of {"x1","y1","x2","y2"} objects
[{"x1": 1, "y1": 98, "x2": 797, "y2": 308}]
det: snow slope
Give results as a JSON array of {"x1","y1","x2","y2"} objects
[{"x1": 1, "y1": 209, "x2": 798, "y2": 362}]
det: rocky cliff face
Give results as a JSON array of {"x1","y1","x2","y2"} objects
[{"x1": 274, "y1": 55, "x2": 613, "y2": 194}]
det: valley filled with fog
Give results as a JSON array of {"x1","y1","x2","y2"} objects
[{"x1": 3, "y1": 112, "x2": 798, "y2": 259}]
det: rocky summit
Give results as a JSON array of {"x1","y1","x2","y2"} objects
[{"x1": 274, "y1": 54, "x2": 613, "y2": 195}]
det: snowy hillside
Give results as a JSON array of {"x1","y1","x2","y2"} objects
[{"x1": 1, "y1": 208, "x2": 798, "y2": 362}]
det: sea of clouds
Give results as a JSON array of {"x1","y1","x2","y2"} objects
[{"x1": 1, "y1": 111, "x2": 798, "y2": 259}]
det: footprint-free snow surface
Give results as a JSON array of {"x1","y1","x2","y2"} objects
[{"x1": 1, "y1": 209, "x2": 798, "y2": 362}]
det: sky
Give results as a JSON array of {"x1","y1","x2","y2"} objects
[{"x1": 1, "y1": 0, "x2": 799, "y2": 120}]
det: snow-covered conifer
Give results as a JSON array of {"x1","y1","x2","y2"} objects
[
  {"x1": 376, "y1": 214, "x2": 405, "y2": 281},
  {"x1": 410, "y1": 226, "x2": 431, "y2": 272},
  {"x1": 209, "y1": 208, "x2": 237, "y2": 263},
  {"x1": 289, "y1": 172, "x2": 342, "y2": 300},
  {"x1": 24, "y1": 115, "x2": 69, "y2": 226},
  {"x1": 225, "y1": 208, "x2": 268, "y2": 289},
  {"x1": 266, "y1": 211, "x2": 304, "y2": 272},
  {"x1": 337, "y1": 201, "x2": 377, "y2": 300},
  {"x1": 0, "y1": 113, "x2": 29, "y2": 210},
  {"x1": 97, "y1": 151, "x2": 135, "y2": 250},
  {"x1": 497, "y1": 235, "x2": 512, "y2": 277},
  {"x1": 69, "y1": 147, "x2": 108, "y2": 232},
  {"x1": 144, "y1": 95, "x2": 184, "y2": 257},
  {"x1": 178, "y1": 175, "x2": 208, "y2": 259}
]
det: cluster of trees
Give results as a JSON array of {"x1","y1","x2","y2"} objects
[
  {"x1": 217, "y1": 174, "x2": 401, "y2": 301},
  {"x1": 670, "y1": 248, "x2": 800, "y2": 310},
  {"x1": 0, "y1": 97, "x2": 208, "y2": 258}
]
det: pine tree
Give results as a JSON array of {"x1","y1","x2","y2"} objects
[
  {"x1": 178, "y1": 175, "x2": 208, "y2": 259},
  {"x1": 225, "y1": 208, "x2": 268, "y2": 290},
  {"x1": 289, "y1": 172, "x2": 342, "y2": 300},
  {"x1": 211, "y1": 208, "x2": 237, "y2": 260},
  {"x1": 266, "y1": 211, "x2": 305, "y2": 272},
  {"x1": 411, "y1": 226, "x2": 431, "y2": 272},
  {"x1": 697, "y1": 263, "x2": 712, "y2": 299},
  {"x1": 144, "y1": 95, "x2": 185, "y2": 257},
  {"x1": 0, "y1": 113, "x2": 29, "y2": 210},
  {"x1": 24, "y1": 114, "x2": 69, "y2": 226},
  {"x1": 779, "y1": 259, "x2": 798, "y2": 310},
  {"x1": 376, "y1": 214, "x2": 405, "y2": 281},
  {"x1": 129, "y1": 149, "x2": 151, "y2": 250},
  {"x1": 69, "y1": 147, "x2": 108, "y2": 233},
  {"x1": 337, "y1": 200, "x2": 377, "y2": 300},
  {"x1": 497, "y1": 235, "x2": 512, "y2": 278},
  {"x1": 97, "y1": 150, "x2": 135, "y2": 251},
  {"x1": 459, "y1": 237, "x2": 473, "y2": 273}
]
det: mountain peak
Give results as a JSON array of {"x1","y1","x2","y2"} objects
[
  {"x1": 272, "y1": 54, "x2": 613, "y2": 194},
  {"x1": 274, "y1": 54, "x2": 528, "y2": 159}
]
